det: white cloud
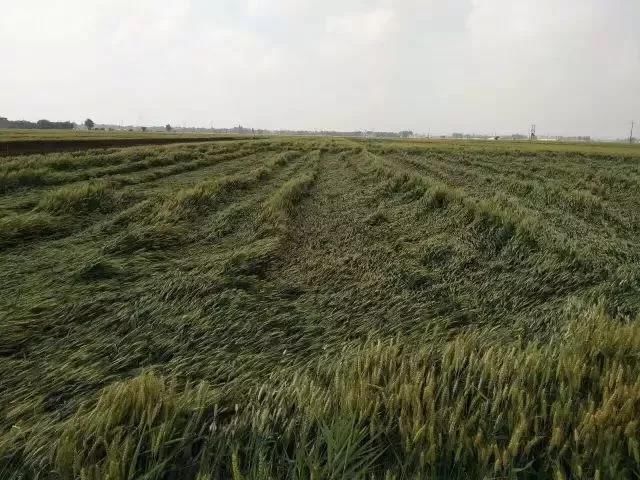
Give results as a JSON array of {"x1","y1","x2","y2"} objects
[
  {"x1": 326, "y1": 7, "x2": 395, "y2": 45},
  {"x1": 109, "y1": 1, "x2": 192, "y2": 48},
  {"x1": 0, "y1": 0, "x2": 637, "y2": 136},
  {"x1": 464, "y1": 0, "x2": 640, "y2": 135},
  {"x1": 245, "y1": 0, "x2": 304, "y2": 17}
]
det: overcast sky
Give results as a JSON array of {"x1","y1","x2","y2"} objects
[{"x1": 1, "y1": 0, "x2": 638, "y2": 137}]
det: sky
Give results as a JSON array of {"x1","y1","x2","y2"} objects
[{"x1": 1, "y1": 0, "x2": 639, "y2": 137}]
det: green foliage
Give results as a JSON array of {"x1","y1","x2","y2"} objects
[
  {"x1": 1, "y1": 137, "x2": 640, "y2": 478},
  {"x1": 0, "y1": 166, "x2": 54, "y2": 192},
  {"x1": 0, "y1": 211, "x2": 63, "y2": 248},
  {"x1": 260, "y1": 155, "x2": 318, "y2": 229},
  {"x1": 4, "y1": 307, "x2": 638, "y2": 479},
  {"x1": 74, "y1": 256, "x2": 123, "y2": 280},
  {"x1": 37, "y1": 180, "x2": 118, "y2": 214}
]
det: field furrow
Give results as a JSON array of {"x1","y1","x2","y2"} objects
[
  {"x1": 3, "y1": 137, "x2": 640, "y2": 479},
  {"x1": 394, "y1": 151, "x2": 638, "y2": 234}
]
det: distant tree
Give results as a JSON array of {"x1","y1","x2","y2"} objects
[
  {"x1": 84, "y1": 118, "x2": 95, "y2": 130},
  {"x1": 35, "y1": 119, "x2": 75, "y2": 130},
  {"x1": 141, "y1": 126, "x2": 147, "y2": 132},
  {"x1": 165, "y1": 124, "x2": 172, "y2": 132}
]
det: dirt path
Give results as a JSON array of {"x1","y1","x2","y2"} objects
[{"x1": 0, "y1": 136, "x2": 253, "y2": 157}]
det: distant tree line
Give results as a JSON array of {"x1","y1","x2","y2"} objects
[
  {"x1": 0, "y1": 116, "x2": 417, "y2": 139},
  {"x1": 0, "y1": 115, "x2": 75, "y2": 130},
  {"x1": 165, "y1": 125, "x2": 415, "y2": 138},
  {"x1": 256, "y1": 128, "x2": 414, "y2": 138}
]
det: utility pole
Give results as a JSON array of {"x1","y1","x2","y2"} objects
[{"x1": 630, "y1": 121, "x2": 635, "y2": 144}]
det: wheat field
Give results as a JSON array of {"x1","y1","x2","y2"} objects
[{"x1": 1, "y1": 137, "x2": 640, "y2": 479}]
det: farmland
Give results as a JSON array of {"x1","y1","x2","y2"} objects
[
  {"x1": 0, "y1": 130, "x2": 254, "y2": 156},
  {"x1": 1, "y1": 136, "x2": 640, "y2": 478}
]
